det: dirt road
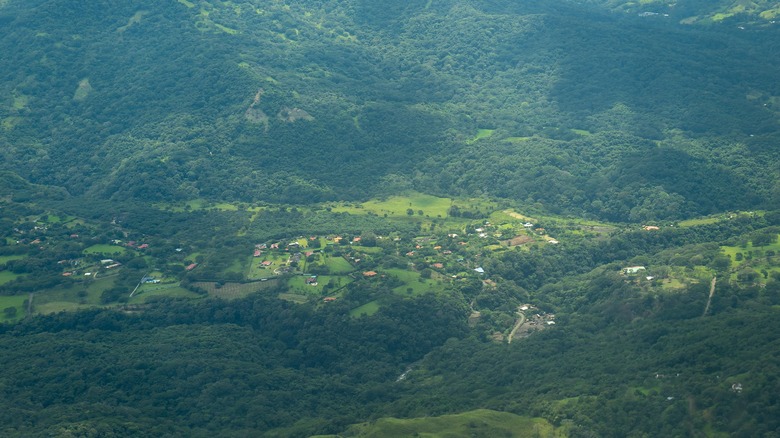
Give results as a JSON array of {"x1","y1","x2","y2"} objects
[{"x1": 702, "y1": 276, "x2": 717, "y2": 316}]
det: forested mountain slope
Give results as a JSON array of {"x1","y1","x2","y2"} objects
[
  {"x1": 0, "y1": 0, "x2": 778, "y2": 220},
  {"x1": 583, "y1": 0, "x2": 780, "y2": 24}
]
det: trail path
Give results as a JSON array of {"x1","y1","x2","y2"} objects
[
  {"x1": 702, "y1": 276, "x2": 717, "y2": 317},
  {"x1": 26, "y1": 293, "x2": 34, "y2": 316},
  {"x1": 507, "y1": 307, "x2": 526, "y2": 344}
]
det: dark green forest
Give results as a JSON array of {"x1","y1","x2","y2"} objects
[
  {"x1": 1, "y1": 0, "x2": 780, "y2": 436},
  {"x1": 1, "y1": 0, "x2": 778, "y2": 219}
]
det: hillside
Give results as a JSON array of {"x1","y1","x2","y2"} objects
[
  {"x1": 1, "y1": 1, "x2": 780, "y2": 437},
  {"x1": 0, "y1": 0, "x2": 778, "y2": 220},
  {"x1": 582, "y1": 0, "x2": 780, "y2": 24}
]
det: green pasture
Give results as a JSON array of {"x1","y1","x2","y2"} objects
[
  {"x1": 331, "y1": 192, "x2": 497, "y2": 220},
  {"x1": 248, "y1": 254, "x2": 289, "y2": 278},
  {"x1": 84, "y1": 276, "x2": 117, "y2": 303},
  {"x1": 161, "y1": 198, "x2": 243, "y2": 212},
  {"x1": 323, "y1": 255, "x2": 354, "y2": 274},
  {"x1": 350, "y1": 300, "x2": 380, "y2": 317},
  {"x1": 130, "y1": 284, "x2": 199, "y2": 303},
  {"x1": 30, "y1": 276, "x2": 116, "y2": 314},
  {"x1": 0, "y1": 255, "x2": 26, "y2": 264},
  {"x1": 678, "y1": 216, "x2": 723, "y2": 227},
  {"x1": 287, "y1": 275, "x2": 349, "y2": 294},
  {"x1": 721, "y1": 236, "x2": 780, "y2": 269},
  {"x1": 42, "y1": 214, "x2": 63, "y2": 223},
  {"x1": 193, "y1": 280, "x2": 278, "y2": 299},
  {"x1": 278, "y1": 293, "x2": 309, "y2": 303},
  {"x1": 503, "y1": 136, "x2": 533, "y2": 143},
  {"x1": 468, "y1": 128, "x2": 495, "y2": 143},
  {"x1": 350, "y1": 245, "x2": 383, "y2": 254},
  {"x1": 0, "y1": 295, "x2": 27, "y2": 322},
  {"x1": 35, "y1": 301, "x2": 84, "y2": 314},
  {"x1": 83, "y1": 244, "x2": 128, "y2": 256},
  {"x1": 386, "y1": 268, "x2": 445, "y2": 296},
  {"x1": 343, "y1": 409, "x2": 562, "y2": 438},
  {"x1": 0, "y1": 271, "x2": 23, "y2": 285}
]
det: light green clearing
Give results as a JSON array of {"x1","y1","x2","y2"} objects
[
  {"x1": 83, "y1": 244, "x2": 128, "y2": 255},
  {"x1": 721, "y1": 236, "x2": 780, "y2": 268},
  {"x1": 331, "y1": 192, "x2": 495, "y2": 219},
  {"x1": 351, "y1": 245, "x2": 383, "y2": 254},
  {"x1": 130, "y1": 286, "x2": 198, "y2": 303},
  {"x1": 323, "y1": 256, "x2": 354, "y2": 274},
  {"x1": 226, "y1": 256, "x2": 247, "y2": 274},
  {"x1": 344, "y1": 409, "x2": 562, "y2": 438},
  {"x1": 0, "y1": 295, "x2": 27, "y2": 322},
  {"x1": 248, "y1": 258, "x2": 275, "y2": 279},
  {"x1": 213, "y1": 22, "x2": 239, "y2": 35},
  {"x1": 177, "y1": 0, "x2": 195, "y2": 8},
  {"x1": 350, "y1": 300, "x2": 380, "y2": 317},
  {"x1": 387, "y1": 268, "x2": 444, "y2": 296},
  {"x1": 248, "y1": 254, "x2": 290, "y2": 278},
  {"x1": 503, "y1": 136, "x2": 533, "y2": 143},
  {"x1": 288, "y1": 275, "x2": 349, "y2": 294},
  {"x1": 679, "y1": 216, "x2": 722, "y2": 227},
  {"x1": 31, "y1": 276, "x2": 116, "y2": 313},
  {"x1": 0, "y1": 255, "x2": 26, "y2": 264},
  {"x1": 117, "y1": 11, "x2": 149, "y2": 33},
  {"x1": 571, "y1": 129, "x2": 592, "y2": 136},
  {"x1": 44, "y1": 214, "x2": 63, "y2": 223},
  {"x1": 194, "y1": 280, "x2": 277, "y2": 299},
  {"x1": 84, "y1": 276, "x2": 117, "y2": 304},
  {"x1": 660, "y1": 277, "x2": 687, "y2": 291},
  {"x1": 72, "y1": 78, "x2": 92, "y2": 101},
  {"x1": 35, "y1": 301, "x2": 85, "y2": 314},
  {"x1": 161, "y1": 199, "x2": 241, "y2": 212},
  {"x1": 760, "y1": 7, "x2": 780, "y2": 19},
  {"x1": 278, "y1": 293, "x2": 309, "y2": 304},
  {"x1": 0, "y1": 271, "x2": 23, "y2": 285},
  {"x1": 12, "y1": 94, "x2": 29, "y2": 110},
  {"x1": 2, "y1": 116, "x2": 22, "y2": 130},
  {"x1": 469, "y1": 128, "x2": 495, "y2": 143}
]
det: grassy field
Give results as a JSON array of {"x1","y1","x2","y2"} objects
[
  {"x1": 340, "y1": 409, "x2": 562, "y2": 438},
  {"x1": 323, "y1": 255, "x2": 355, "y2": 274},
  {"x1": 468, "y1": 128, "x2": 495, "y2": 143},
  {"x1": 350, "y1": 300, "x2": 380, "y2": 317},
  {"x1": 331, "y1": 192, "x2": 497, "y2": 220},
  {"x1": 278, "y1": 292, "x2": 309, "y2": 303},
  {"x1": 0, "y1": 255, "x2": 26, "y2": 264},
  {"x1": 83, "y1": 244, "x2": 128, "y2": 256},
  {"x1": 193, "y1": 280, "x2": 278, "y2": 299},
  {"x1": 720, "y1": 236, "x2": 780, "y2": 283},
  {"x1": 248, "y1": 253, "x2": 290, "y2": 279},
  {"x1": 29, "y1": 276, "x2": 117, "y2": 314},
  {"x1": 129, "y1": 285, "x2": 200, "y2": 303},
  {"x1": 503, "y1": 136, "x2": 533, "y2": 143},
  {"x1": 386, "y1": 268, "x2": 445, "y2": 296},
  {"x1": 0, "y1": 270, "x2": 23, "y2": 285},
  {"x1": 160, "y1": 198, "x2": 245, "y2": 212},
  {"x1": 0, "y1": 295, "x2": 27, "y2": 322},
  {"x1": 678, "y1": 216, "x2": 723, "y2": 227},
  {"x1": 287, "y1": 275, "x2": 350, "y2": 294}
]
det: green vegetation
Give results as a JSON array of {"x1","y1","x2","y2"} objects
[
  {"x1": 343, "y1": 410, "x2": 561, "y2": 437},
  {"x1": 0, "y1": 271, "x2": 23, "y2": 285},
  {"x1": 0, "y1": 0, "x2": 779, "y2": 436},
  {"x1": 83, "y1": 244, "x2": 128, "y2": 255},
  {"x1": 350, "y1": 300, "x2": 380, "y2": 317}
]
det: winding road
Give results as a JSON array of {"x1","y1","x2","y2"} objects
[{"x1": 507, "y1": 307, "x2": 526, "y2": 344}]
